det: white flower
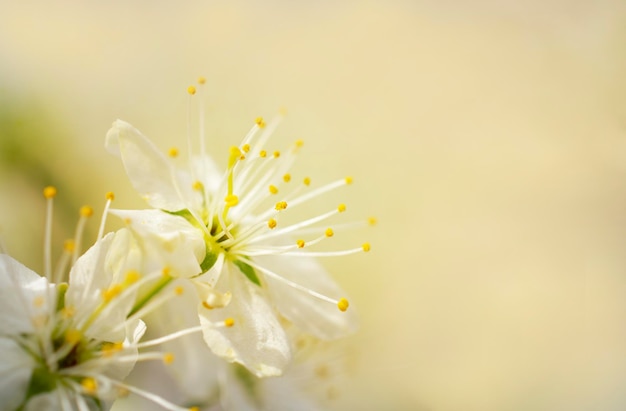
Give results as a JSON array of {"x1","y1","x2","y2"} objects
[
  {"x1": 0, "y1": 226, "x2": 202, "y2": 411},
  {"x1": 105, "y1": 93, "x2": 370, "y2": 377}
]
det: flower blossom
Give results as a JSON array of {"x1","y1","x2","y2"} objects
[
  {"x1": 0, "y1": 188, "x2": 202, "y2": 411},
  {"x1": 105, "y1": 82, "x2": 371, "y2": 377}
]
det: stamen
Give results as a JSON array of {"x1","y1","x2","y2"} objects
[
  {"x1": 135, "y1": 325, "x2": 203, "y2": 349},
  {"x1": 224, "y1": 318, "x2": 235, "y2": 327},
  {"x1": 52, "y1": 239, "x2": 74, "y2": 283},
  {"x1": 275, "y1": 201, "x2": 288, "y2": 211},
  {"x1": 259, "y1": 150, "x2": 267, "y2": 158},
  {"x1": 81, "y1": 377, "x2": 98, "y2": 395},
  {"x1": 303, "y1": 177, "x2": 311, "y2": 186},
  {"x1": 245, "y1": 260, "x2": 348, "y2": 310},
  {"x1": 283, "y1": 173, "x2": 291, "y2": 183},
  {"x1": 97, "y1": 192, "x2": 115, "y2": 242},
  {"x1": 296, "y1": 239, "x2": 305, "y2": 248},
  {"x1": 337, "y1": 298, "x2": 349, "y2": 312},
  {"x1": 255, "y1": 117, "x2": 266, "y2": 128},
  {"x1": 325, "y1": 228, "x2": 334, "y2": 237},
  {"x1": 168, "y1": 147, "x2": 179, "y2": 158},
  {"x1": 43, "y1": 185, "x2": 57, "y2": 281},
  {"x1": 368, "y1": 217, "x2": 377, "y2": 226},
  {"x1": 267, "y1": 219, "x2": 277, "y2": 229},
  {"x1": 163, "y1": 353, "x2": 175, "y2": 364},
  {"x1": 269, "y1": 185, "x2": 279, "y2": 194},
  {"x1": 72, "y1": 205, "x2": 94, "y2": 264},
  {"x1": 103, "y1": 377, "x2": 198, "y2": 411}
]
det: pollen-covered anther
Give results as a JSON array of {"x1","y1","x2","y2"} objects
[
  {"x1": 163, "y1": 353, "x2": 175, "y2": 365},
  {"x1": 80, "y1": 205, "x2": 94, "y2": 217},
  {"x1": 242, "y1": 143, "x2": 250, "y2": 153},
  {"x1": 197, "y1": 76, "x2": 206, "y2": 85},
  {"x1": 192, "y1": 181, "x2": 204, "y2": 191},
  {"x1": 273, "y1": 150, "x2": 281, "y2": 158},
  {"x1": 189, "y1": 407, "x2": 200, "y2": 411},
  {"x1": 202, "y1": 301, "x2": 214, "y2": 310},
  {"x1": 337, "y1": 298, "x2": 350, "y2": 312},
  {"x1": 162, "y1": 267, "x2": 171, "y2": 277},
  {"x1": 368, "y1": 217, "x2": 377, "y2": 226},
  {"x1": 338, "y1": 203, "x2": 347, "y2": 212},
  {"x1": 168, "y1": 147, "x2": 179, "y2": 158},
  {"x1": 295, "y1": 139, "x2": 304, "y2": 148},
  {"x1": 225, "y1": 194, "x2": 239, "y2": 207},
  {"x1": 105, "y1": 192, "x2": 115, "y2": 201},
  {"x1": 43, "y1": 186, "x2": 57, "y2": 199},
  {"x1": 61, "y1": 306, "x2": 75, "y2": 319},
  {"x1": 269, "y1": 185, "x2": 279, "y2": 194},
  {"x1": 102, "y1": 284, "x2": 123, "y2": 302},
  {"x1": 224, "y1": 318, "x2": 235, "y2": 327},
  {"x1": 325, "y1": 228, "x2": 334, "y2": 237},
  {"x1": 297, "y1": 239, "x2": 305, "y2": 248},
  {"x1": 65, "y1": 329, "x2": 82, "y2": 344},
  {"x1": 174, "y1": 286, "x2": 184, "y2": 296},
  {"x1": 259, "y1": 150, "x2": 267, "y2": 158},
  {"x1": 362, "y1": 242, "x2": 371, "y2": 252},
  {"x1": 275, "y1": 201, "x2": 288, "y2": 211},
  {"x1": 267, "y1": 218, "x2": 277, "y2": 229},
  {"x1": 81, "y1": 377, "x2": 98, "y2": 395},
  {"x1": 187, "y1": 85, "x2": 196, "y2": 95},
  {"x1": 255, "y1": 117, "x2": 266, "y2": 128},
  {"x1": 102, "y1": 342, "x2": 124, "y2": 357},
  {"x1": 63, "y1": 239, "x2": 75, "y2": 253},
  {"x1": 345, "y1": 176, "x2": 354, "y2": 185},
  {"x1": 124, "y1": 270, "x2": 141, "y2": 286},
  {"x1": 283, "y1": 173, "x2": 291, "y2": 183},
  {"x1": 303, "y1": 177, "x2": 311, "y2": 186}
]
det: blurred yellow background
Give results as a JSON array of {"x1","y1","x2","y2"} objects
[{"x1": 1, "y1": 1, "x2": 626, "y2": 410}]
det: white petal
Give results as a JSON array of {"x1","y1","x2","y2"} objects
[
  {"x1": 105, "y1": 120, "x2": 187, "y2": 211},
  {"x1": 0, "y1": 254, "x2": 52, "y2": 335},
  {"x1": 199, "y1": 263, "x2": 291, "y2": 377},
  {"x1": 0, "y1": 337, "x2": 35, "y2": 410},
  {"x1": 144, "y1": 280, "x2": 219, "y2": 402},
  {"x1": 256, "y1": 254, "x2": 358, "y2": 340},
  {"x1": 109, "y1": 209, "x2": 205, "y2": 278}
]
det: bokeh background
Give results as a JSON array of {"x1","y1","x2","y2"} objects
[{"x1": 1, "y1": 1, "x2": 626, "y2": 410}]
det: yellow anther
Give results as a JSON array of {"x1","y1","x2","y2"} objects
[
  {"x1": 225, "y1": 194, "x2": 239, "y2": 207},
  {"x1": 202, "y1": 301, "x2": 214, "y2": 310},
  {"x1": 325, "y1": 228, "x2": 334, "y2": 237},
  {"x1": 124, "y1": 270, "x2": 141, "y2": 286},
  {"x1": 303, "y1": 177, "x2": 311, "y2": 186},
  {"x1": 192, "y1": 181, "x2": 204, "y2": 191},
  {"x1": 105, "y1": 191, "x2": 115, "y2": 201},
  {"x1": 295, "y1": 139, "x2": 304, "y2": 148},
  {"x1": 275, "y1": 201, "x2": 288, "y2": 211},
  {"x1": 163, "y1": 353, "x2": 175, "y2": 364},
  {"x1": 43, "y1": 186, "x2": 57, "y2": 199},
  {"x1": 259, "y1": 150, "x2": 267, "y2": 158},
  {"x1": 65, "y1": 329, "x2": 82, "y2": 344},
  {"x1": 33, "y1": 296, "x2": 45, "y2": 308},
  {"x1": 273, "y1": 150, "x2": 280, "y2": 158},
  {"x1": 224, "y1": 318, "x2": 235, "y2": 327},
  {"x1": 242, "y1": 144, "x2": 250, "y2": 153},
  {"x1": 283, "y1": 173, "x2": 291, "y2": 183},
  {"x1": 189, "y1": 407, "x2": 200, "y2": 411},
  {"x1": 345, "y1": 176, "x2": 353, "y2": 185},
  {"x1": 368, "y1": 217, "x2": 377, "y2": 226},
  {"x1": 255, "y1": 117, "x2": 266, "y2": 128},
  {"x1": 362, "y1": 243, "x2": 371, "y2": 252},
  {"x1": 102, "y1": 342, "x2": 124, "y2": 357},
  {"x1": 168, "y1": 147, "x2": 179, "y2": 158},
  {"x1": 124, "y1": 218, "x2": 132, "y2": 225},
  {"x1": 337, "y1": 298, "x2": 349, "y2": 312},
  {"x1": 63, "y1": 239, "x2": 75, "y2": 253},
  {"x1": 81, "y1": 377, "x2": 98, "y2": 395},
  {"x1": 297, "y1": 239, "x2": 305, "y2": 248},
  {"x1": 61, "y1": 306, "x2": 75, "y2": 319},
  {"x1": 197, "y1": 76, "x2": 206, "y2": 85},
  {"x1": 338, "y1": 203, "x2": 347, "y2": 212},
  {"x1": 187, "y1": 86, "x2": 196, "y2": 95},
  {"x1": 174, "y1": 286, "x2": 184, "y2": 296},
  {"x1": 162, "y1": 267, "x2": 171, "y2": 277},
  {"x1": 102, "y1": 284, "x2": 123, "y2": 302},
  {"x1": 269, "y1": 185, "x2": 279, "y2": 195},
  {"x1": 80, "y1": 206, "x2": 94, "y2": 218},
  {"x1": 267, "y1": 218, "x2": 277, "y2": 229}
]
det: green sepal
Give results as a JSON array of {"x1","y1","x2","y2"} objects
[
  {"x1": 23, "y1": 367, "x2": 57, "y2": 400},
  {"x1": 233, "y1": 259, "x2": 261, "y2": 286},
  {"x1": 200, "y1": 250, "x2": 218, "y2": 272}
]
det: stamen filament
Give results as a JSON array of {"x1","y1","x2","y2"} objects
[{"x1": 135, "y1": 325, "x2": 203, "y2": 349}]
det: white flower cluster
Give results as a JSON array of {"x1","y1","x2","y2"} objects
[{"x1": 1, "y1": 81, "x2": 372, "y2": 411}]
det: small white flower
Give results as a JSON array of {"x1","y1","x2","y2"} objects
[{"x1": 105, "y1": 87, "x2": 371, "y2": 377}]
